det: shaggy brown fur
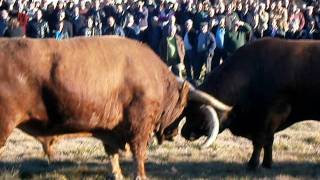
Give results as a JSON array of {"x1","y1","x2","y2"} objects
[{"x1": 0, "y1": 36, "x2": 189, "y2": 179}]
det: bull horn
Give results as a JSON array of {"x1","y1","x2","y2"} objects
[
  {"x1": 189, "y1": 88, "x2": 232, "y2": 111},
  {"x1": 176, "y1": 77, "x2": 231, "y2": 111},
  {"x1": 201, "y1": 105, "x2": 219, "y2": 149}
]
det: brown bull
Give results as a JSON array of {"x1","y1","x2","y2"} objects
[{"x1": 0, "y1": 36, "x2": 228, "y2": 179}]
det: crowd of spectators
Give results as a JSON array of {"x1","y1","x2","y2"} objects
[{"x1": 0, "y1": 0, "x2": 319, "y2": 82}]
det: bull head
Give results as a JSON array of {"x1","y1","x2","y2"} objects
[{"x1": 180, "y1": 80, "x2": 232, "y2": 148}]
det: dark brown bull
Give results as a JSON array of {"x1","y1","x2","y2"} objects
[
  {"x1": 181, "y1": 38, "x2": 320, "y2": 170},
  {"x1": 0, "y1": 36, "x2": 229, "y2": 179}
]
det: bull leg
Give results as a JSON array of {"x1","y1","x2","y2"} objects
[
  {"x1": 119, "y1": 143, "x2": 131, "y2": 159},
  {"x1": 37, "y1": 136, "x2": 58, "y2": 161},
  {"x1": 262, "y1": 136, "x2": 274, "y2": 168},
  {"x1": 110, "y1": 153, "x2": 123, "y2": 180},
  {"x1": 247, "y1": 142, "x2": 263, "y2": 170},
  {"x1": 0, "y1": 113, "x2": 22, "y2": 156},
  {"x1": 103, "y1": 143, "x2": 124, "y2": 180},
  {"x1": 129, "y1": 138, "x2": 149, "y2": 180}
]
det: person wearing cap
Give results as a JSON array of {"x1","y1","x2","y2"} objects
[
  {"x1": 224, "y1": 20, "x2": 252, "y2": 58},
  {"x1": 194, "y1": 21, "x2": 216, "y2": 82},
  {"x1": 159, "y1": 24, "x2": 185, "y2": 77}
]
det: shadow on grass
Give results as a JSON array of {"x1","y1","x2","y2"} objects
[{"x1": 0, "y1": 159, "x2": 319, "y2": 179}]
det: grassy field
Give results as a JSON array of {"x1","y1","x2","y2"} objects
[{"x1": 0, "y1": 121, "x2": 319, "y2": 179}]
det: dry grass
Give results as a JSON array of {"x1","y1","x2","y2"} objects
[{"x1": 0, "y1": 121, "x2": 319, "y2": 179}]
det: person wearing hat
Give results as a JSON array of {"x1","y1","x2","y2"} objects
[{"x1": 193, "y1": 21, "x2": 216, "y2": 82}]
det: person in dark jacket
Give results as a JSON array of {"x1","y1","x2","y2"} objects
[
  {"x1": 71, "y1": 6, "x2": 86, "y2": 36},
  {"x1": 194, "y1": 22, "x2": 216, "y2": 82},
  {"x1": 300, "y1": 20, "x2": 320, "y2": 39},
  {"x1": 52, "y1": 10, "x2": 73, "y2": 37},
  {"x1": 81, "y1": 16, "x2": 101, "y2": 37},
  {"x1": 102, "y1": 16, "x2": 124, "y2": 36},
  {"x1": 87, "y1": 0, "x2": 105, "y2": 28},
  {"x1": 0, "y1": 9, "x2": 9, "y2": 37},
  {"x1": 4, "y1": 17, "x2": 25, "y2": 37},
  {"x1": 285, "y1": 19, "x2": 303, "y2": 39},
  {"x1": 26, "y1": 9, "x2": 50, "y2": 38},
  {"x1": 123, "y1": 14, "x2": 140, "y2": 40},
  {"x1": 146, "y1": 16, "x2": 162, "y2": 54}
]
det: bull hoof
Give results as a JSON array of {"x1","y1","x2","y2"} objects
[
  {"x1": 262, "y1": 162, "x2": 272, "y2": 169},
  {"x1": 107, "y1": 173, "x2": 124, "y2": 180},
  {"x1": 44, "y1": 152, "x2": 56, "y2": 164},
  {"x1": 247, "y1": 161, "x2": 259, "y2": 171},
  {"x1": 134, "y1": 175, "x2": 148, "y2": 180},
  {"x1": 0, "y1": 146, "x2": 5, "y2": 156}
]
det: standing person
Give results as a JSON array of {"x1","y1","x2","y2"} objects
[
  {"x1": 194, "y1": 22, "x2": 216, "y2": 83},
  {"x1": 134, "y1": 0, "x2": 148, "y2": 41},
  {"x1": 224, "y1": 20, "x2": 252, "y2": 58},
  {"x1": 53, "y1": 10, "x2": 73, "y2": 38},
  {"x1": 193, "y1": 2, "x2": 207, "y2": 31},
  {"x1": 256, "y1": 3, "x2": 269, "y2": 33},
  {"x1": 78, "y1": 0, "x2": 88, "y2": 15},
  {"x1": 0, "y1": 10, "x2": 9, "y2": 36},
  {"x1": 264, "y1": 17, "x2": 281, "y2": 37},
  {"x1": 288, "y1": 3, "x2": 305, "y2": 31},
  {"x1": 71, "y1": 6, "x2": 86, "y2": 36},
  {"x1": 146, "y1": 16, "x2": 161, "y2": 54},
  {"x1": 159, "y1": 25, "x2": 185, "y2": 77},
  {"x1": 181, "y1": 19, "x2": 196, "y2": 81},
  {"x1": 102, "y1": 16, "x2": 125, "y2": 36},
  {"x1": 123, "y1": 14, "x2": 140, "y2": 40},
  {"x1": 53, "y1": 20, "x2": 69, "y2": 40},
  {"x1": 87, "y1": 0, "x2": 105, "y2": 29},
  {"x1": 4, "y1": 17, "x2": 25, "y2": 37},
  {"x1": 162, "y1": 15, "x2": 180, "y2": 38},
  {"x1": 26, "y1": 9, "x2": 50, "y2": 38},
  {"x1": 285, "y1": 19, "x2": 302, "y2": 39},
  {"x1": 212, "y1": 16, "x2": 227, "y2": 69},
  {"x1": 225, "y1": 3, "x2": 239, "y2": 30},
  {"x1": 301, "y1": 20, "x2": 319, "y2": 39},
  {"x1": 81, "y1": 16, "x2": 101, "y2": 37}
]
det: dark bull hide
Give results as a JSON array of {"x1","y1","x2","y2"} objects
[
  {"x1": 181, "y1": 38, "x2": 320, "y2": 170},
  {"x1": 0, "y1": 36, "x2": 228, "y2": 179}
]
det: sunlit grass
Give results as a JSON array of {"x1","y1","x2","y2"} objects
[{"x1": 0, "y1": 121, "x2": 319, "y2": 179}]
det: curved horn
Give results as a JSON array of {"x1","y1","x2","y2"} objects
[
  {"x1": 176, "y1": 77, "x2": 231, "y2": 111},
  {"x1": 200, "y1": 105, "x2": 219, "y2": 149},
  {"x1": 189, "y1": 88, "x2": 232, "y2": 111}
]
